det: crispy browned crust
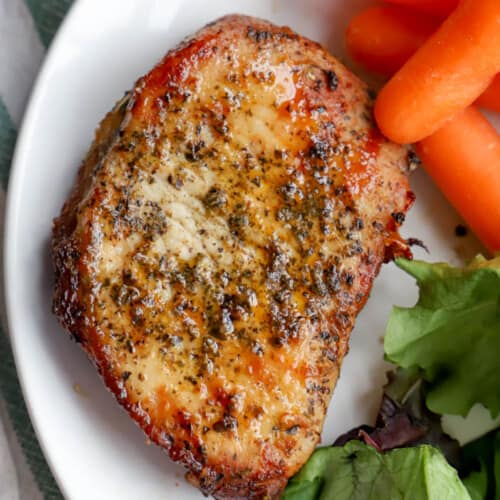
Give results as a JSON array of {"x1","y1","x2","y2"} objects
[{"x1": 52, "y1": 15, "x2": 413, "y2": 499}]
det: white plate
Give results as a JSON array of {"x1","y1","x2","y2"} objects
[{"x1": 5, "y1": 1, "x2": 499, "y2": 499}]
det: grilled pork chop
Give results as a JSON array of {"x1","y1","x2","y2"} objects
[{"x1": 52, "y1": 15, "x2": 414, "y2": 499}]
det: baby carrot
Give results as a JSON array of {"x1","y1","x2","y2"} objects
[
  {"x1": 415, "y1": 106, "x2": 500, "y2": 252},
  {"x1": 345, "y1": 6, "x2": 437, "y2": 76},
  {"x1": 346, "y1": 6, "x2": 500, "y2": 113},
  {"x1": 375, "y1": 0, "x2": 500, "y2": 144},
  {"x1": 384, "y1": 0, "x2": 458, "y2": 18},
  {"x1": 346, "y1": 7, "x2": 437, "y2": 77},
  {"x1": 475, "y1": 74, "x2": 500, "y2": 114}
]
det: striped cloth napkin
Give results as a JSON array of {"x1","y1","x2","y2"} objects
[{"x1": 0, "y1": 1, "x2": 72, "y2": 498}]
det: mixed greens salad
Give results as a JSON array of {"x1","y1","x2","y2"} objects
[{"x1": 284, "y1": 256, "x2": 500, "y2": 499}]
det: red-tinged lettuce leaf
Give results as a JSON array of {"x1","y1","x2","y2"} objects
[
  {"x1": 334, "y1": 368, "x2": 461, "y2": 468},
  {"x1": 384, "y1": 257, "x2": 500, "y2": 418}
]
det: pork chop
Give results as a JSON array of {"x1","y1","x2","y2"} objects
[{"x1": 52, "y1": 15, "x2": 414, "y2": 499}]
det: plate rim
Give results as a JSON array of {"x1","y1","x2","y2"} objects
[{"x1": 4, "y1": 1, "x2": 83, "y2": 497}]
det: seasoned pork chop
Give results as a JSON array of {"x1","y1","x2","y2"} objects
[{"x1": 52, "y1": 15, "x2": 413, "y2": 499}]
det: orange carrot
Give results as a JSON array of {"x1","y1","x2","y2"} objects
[
  {"x1": 475, "y1": 74, "x2": 500, "y2": 113},
  {"x1": 415, "y1": 106, "x2": 500, "y2": 252},
  {"x1": 374, "y1": 0, "x2": 500, "y2": 144},
  {"x1": 345, "y1": 6, "x2": 500, "y2": 113},
  {"x1": 384, "y1": 0, "x2": 458, "y2": 18},
  {"x1": 345, "y1": 7, "x2": 437, "y2": 76}
]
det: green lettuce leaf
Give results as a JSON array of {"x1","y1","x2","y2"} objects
[
  {"x1": 461, "y1": 429, "x2": 500, "y2": 500},
  {"x1": 496, "y1": 433, "x2": 500, "y2": 500},
  {"x1": 282, "y1": 441, "x2": 470, "y2": 500},
  {"x1": 462, "y1": 468, "x2": 488, "y2": 500},
  {"x1": 384, "y1": 257, "x2": 500, "y2": 417}
]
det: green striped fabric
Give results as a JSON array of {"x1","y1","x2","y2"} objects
[
  {"x1": 0, "y1": 101, "x2": 16, "y2": 189},
  {"x1": 24, "y1": 0, "x2": 73, "y2": 47},
  {"x1": 0, "y1": 2, "x2": 73, "y2": 498},
  {"x1": 0, "y1": 328, "x2": 62, "y2": 499}
]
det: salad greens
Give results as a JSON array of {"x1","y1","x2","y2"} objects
[
  {"x1": 283, "y1": 255, "x2": 500, "y2": 499},
  {"x1": 385, "y1": 257, "x2": 500, "y2": 417},
  {"x1": 283, "y1": 442, "x2": 469, "y2": 500},
  {"x1": 333, "y1": 367, "x2": 461, "y2": 467},
  {"x1": 461, "y1": 429, "x2": 500, "y2": 500}
]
